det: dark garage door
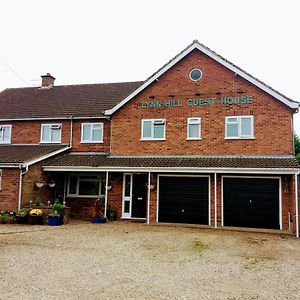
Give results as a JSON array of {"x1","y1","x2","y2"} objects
[
  {"x1": 223, "y1": 177, "x2": 279, "y2": 229},
  {"x1": 158, "y1": 176, "x2": 209, "y2": 224}
]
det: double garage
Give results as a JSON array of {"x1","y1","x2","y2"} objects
[{"x1": 158, "y1": 175, "x2": 280, "y2": 229}]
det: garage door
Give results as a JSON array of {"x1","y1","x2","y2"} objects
[
  {"x1": 223, "y1": 177, "x2": 280, "y2": 229},
  {"x1": 158, "y1": 176, "x2": 209, "y2": 224}
]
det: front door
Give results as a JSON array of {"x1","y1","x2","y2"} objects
[{"x1": 122, "y1": 173, "x2": 147, "y2": 219}]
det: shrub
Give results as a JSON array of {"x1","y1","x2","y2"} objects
[{"x1": 52, "y1": 199, "x2": 63, "y2": 215}]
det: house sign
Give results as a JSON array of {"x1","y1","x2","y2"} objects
[{"x1": 140, "y1": 95, "x2": 253, "y2": 108}]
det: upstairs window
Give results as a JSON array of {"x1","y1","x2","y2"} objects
[
  {"x1": 187, "y1": 118, "x2": 201, "y2": 140},
  {"x1": 41, "y1": 124, "x2": 62, "y2": 143},
  {"x1": 81, "y1": 123, "x2": 103, "y2": 143},
  {"x1": 225, "y1": 116, "x2": 254, "y2": 139},
  {"x1": 141, "y1": 119, "x2": 166, "y2": 140},
  {"x1": 0, "y1": 125, "x2": 12, "y2": 144}
]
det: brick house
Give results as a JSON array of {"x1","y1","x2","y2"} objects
[{"x1": 0, "y1": 41, "x2": 299, "y2": 236}]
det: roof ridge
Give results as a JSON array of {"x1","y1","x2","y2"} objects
[{"x1": 3, "y1": 80, "x2": 144, "y2": 91}]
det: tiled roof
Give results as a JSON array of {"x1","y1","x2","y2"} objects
[
  {"x1": 43, "y1": 153, "x2": 300, "y2": 169},
  {"x1": 0, "y1": 144, "x2": 69, "y2": 164},
  {"x1": 0, "y1": 81, "x2": 143, "y2": 119}
]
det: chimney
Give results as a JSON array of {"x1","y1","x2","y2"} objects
[{"x1": 41, "y1": 73, "x2": 55, "y2": 88}]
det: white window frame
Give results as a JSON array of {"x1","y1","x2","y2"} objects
[
  {"x1": 40, "y1": 124, "x2": 62, "y2": 143},
  {"x1": 225, "y1": 116, "x2": 254, "y2": 139},
  {"x1": 67, "y1": 174, "x2": 105, "y2": 198},
  {"x1": 0, "y1": 169, "x2": 2, "y2": 190},
  {"x1": 0, "y1": 125, "x2": 12, "y2": 144},
  {"x1": 141, "y1": 119, "x2": 166, "y2": 141},
  {"x1": 81, "y1": 123, "x2": 104, "y2": 143},
  {"x1": 187, "y1": 117, "x2": 201, "y2": 140}
]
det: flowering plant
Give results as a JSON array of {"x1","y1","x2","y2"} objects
[
  {"x1": 29, "y1": 209, "x2": 43, "y2": 216},
  {"x1": 16, "y1": 208, "x2": 28, "y2": 217},
  {"x1": 0, "y1": 211, "x2": 15, "y2": 223}
]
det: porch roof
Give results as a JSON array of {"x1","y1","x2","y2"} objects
[
  {"x1": 43, "y1": 153, "x2": 300, "y2": 174},
  {"x1": 0, "y1": 144, "x2": 69, "y2": 166}
]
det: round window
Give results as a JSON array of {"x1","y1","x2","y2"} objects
[{"x1": 189, "y1": 69, "x2": 202, "y2": 81}]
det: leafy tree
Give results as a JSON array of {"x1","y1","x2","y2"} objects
[{"x1": 294, "y1": 134, "x2": 300, "y2": 163}]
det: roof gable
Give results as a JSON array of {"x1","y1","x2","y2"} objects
[{"x1": 105, "y1": 41, "x2": 299, "y2": 115}]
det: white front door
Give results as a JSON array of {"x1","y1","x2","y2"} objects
[{"x1": 122, "y1": 173, "x2": 132, "y2": 218}]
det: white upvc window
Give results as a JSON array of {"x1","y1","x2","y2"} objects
[
  {"x1": 141, "y1": 119, "x2": 166, "y2": 140},
  {"x1": 81, "y1": 123, "x2": 103, "y2": 143},
  {"x1": 67, "y1": 175, "x2": 105, "y2": 198},
  {"x1": 187, "y1": 118, "x2": 201, "y2": 140},
  {"x1": 0, "y1": 125, "x2": 12, "y2": 144},
  {"x1": 225, "y1": 116, "x2": 254, "y2": 139},
  {"x1": 0, "y1": 169, "x2": 2, "y2": 190},
  {"x1": 40, "y1": 124, "x2": 62, "y2": 143}
]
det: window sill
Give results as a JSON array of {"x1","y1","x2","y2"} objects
[
  {"x1": 39, "y1": 141, "x2": 62, "y2": 144},
  {"x1": 66, "y1": 195, "x2": 103, "y2": 198},
  {"x1": 0, "y1": 142, "x2": 11, "y2": 144},
  {"x1": 140, "y1": 138, "x2": 166, "y2": 141},
  {"x1": 224, "y1": 137, "x2": 255, "y2": 140},
  {"x1": 80, "y1": 141, "x2": 103, "y2": 144},
  {"x1": 186, "y1": 138, "x2": 202, "y2": 141}
]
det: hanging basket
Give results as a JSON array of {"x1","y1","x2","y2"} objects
[{"x1": 35, "y1": 181, "x2": 45, "y2": 188}]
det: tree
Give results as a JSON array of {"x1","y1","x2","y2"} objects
[{"x1": 294, "y1": 134, "x2": 300, "y2": 163}]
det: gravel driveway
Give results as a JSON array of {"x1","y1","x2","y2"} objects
[{"x1": 0, "y1": 222, "x2": 299, "y2": 300}]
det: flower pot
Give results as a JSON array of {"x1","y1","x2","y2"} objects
[
  {"x1": 35, "y1": 181, "x2": 44, "y2": 188},
  {"x1": 16, "y1": 215, "x2": 28, "y2": 224},
  {"x1": 109, "y1": 211, "x2": 117, "y2": 221},
  {"x1": 48, "y1": 215, "x2": 63, "y2": 226},
  {"x1": 29, "y1": 215, "x2": 43, "y2": 225},
  {"x1": 92, "y1": 216, "x2": 107, "y2": 224}
]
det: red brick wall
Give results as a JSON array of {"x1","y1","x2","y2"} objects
[
  {"x1": 21, "y1": 163, "x2": 55, "y2": 207},
  {"x1": 111, "y1": 50, "x2": 294, "y2": 156},
  {"x1": 71, "y1": 119, "x2": 111, "y2": 152},
  {"x1": 107, "y1": 174, "x2": 123, "y2": 219},
  {"x1": 0, "y1": 120, "x2": 71, "y2": 144},
  {"x1": 0, "y1": 118, "x2": 111, "y2": 153},
  {"x1": 0, "y1": 168, "x2": 20, "y2": 211}
]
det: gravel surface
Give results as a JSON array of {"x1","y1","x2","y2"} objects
[{"x1": 0, "y1": 222, "x2": 300, "y2": 300}]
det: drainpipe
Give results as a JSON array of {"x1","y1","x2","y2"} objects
[
  {"x1": 63, "y1": 173, "x2": 67, "y2": 203},
  {"x1": 214, "y1": 172, "x2": 217, "y2": 228},
  {"x1": 104, "y1": 171, "x2": 109, "y2": 218},
  {"x1": 147, "y1": 172, "x2": 151, "y2": 225},
  {"x1": 101, "y1": 115, "x2": 112, "y2": 154},
  {"x1": 69, "y1": 115, "x2": 73, "y2": 147},
  {"x1": 295, "y1": 172, "x2": 299, "y2": 238},
  {"x1": 18, "y1": 164, "x2": 29, "y2": 209},
  {"x1": 107, "y1": 117, "x2": 112, "y2": 154}
]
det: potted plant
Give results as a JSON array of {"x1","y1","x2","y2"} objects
[
  {"x1": 92, "y1": 199, "x2": 107, "y2": 224},
  {"x1": 7, "y1": 212, "x2": 15, "y2": 224},
  {"x1": 0, "y1": 211, "x2": 15, "y2": 224},
  {"x1": 29, "y1": 209, "x2": 43, "y2": 225},
  {"x1": 16, "y1": 208, "x2": 28, "y2": 224},
  {"x1": 34, "y1": 196, "x2": 41, "y2": 207},
  {"x1": 35, "y1": 181, "x2": 44, "y2": 188},
  {"x1": 107, "y1": 205, "x2": 117, "y2": 221},
  {"x1": 1, "y1": 212, "x2": 9, "y2": 224},
  {"x1": 48, "y1": 199, "x2": 63, "y2": 226}
]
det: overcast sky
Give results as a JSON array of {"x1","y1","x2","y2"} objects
[{"x1": 1, "y1": 0, "x2": 299, "y2": 133}]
